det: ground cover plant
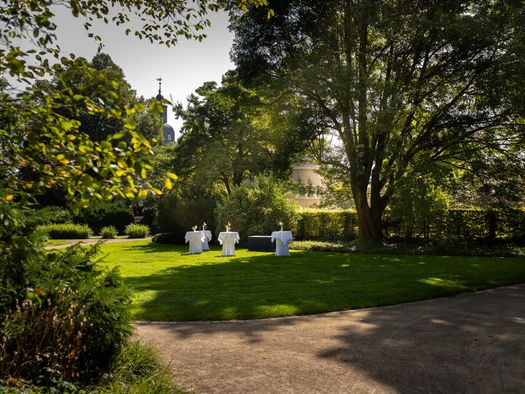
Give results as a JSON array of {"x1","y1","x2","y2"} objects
[{"x1": 98, "y1": 240, "x2": 525, "y2": 321}]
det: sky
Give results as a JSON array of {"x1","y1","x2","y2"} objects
[{"x1": 52, "y1": 5, "x2": 236, "y2": 135}]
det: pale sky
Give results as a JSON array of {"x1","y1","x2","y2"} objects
[{"x1": 52, "y1": 6, "x2": 235, "y2": 135}]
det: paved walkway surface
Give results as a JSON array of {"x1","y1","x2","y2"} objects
[
  {"x1": 45, "y1": 237, "x2": 152, "y2": 250},
  {"x1": 135, "y1": 284, "x2": 525, "y2": 394}
]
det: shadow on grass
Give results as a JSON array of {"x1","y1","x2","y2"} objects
[{"x1": 122, "y1": 244, "x2": 525, "y2": 323}]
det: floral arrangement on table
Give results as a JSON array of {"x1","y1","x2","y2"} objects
[
  {"x1": 225, "y1": 222, "x2": 231, "y2": 232},
  {"x1": 192, "y1": 225, "x2": 198, "y2": 231},
  {"x1": 279, "y1": 221, "x2": 284, "y2": 231},
  {"x1": 202, "y1": 222, "x2": 207, "y2": 230}
]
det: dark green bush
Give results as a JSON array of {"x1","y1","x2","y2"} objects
[
  {"x1": 38, "y1": 223, "x2": 92, "y2": 239},
  {"x1": 73, "y1": 200, "x2": 134, "y2": 235},
  {"x1": 294, "y1": 208, "x2": 358, "y2": 241},
  {"x1": 152, "y1": 232, "x2": 178, "y2": 244},
  {"x1": 100, "y1": 225, "x2": 118, "y2": 239},
  {"x1": 20, "y1": 206, "x2": 72, "y2": 228},
  {"x1": 215, "y1": 175, "x2": 299, "y2": 243},
  {"x1": 155, "y1": 192, "x2": 217, "y2": 244},
  {"x1": 125, "y1": 224, "x2": 149, "y2": 238},
  {"x1": 0, "y1": 243, "x2": 132, "y2": 385}
]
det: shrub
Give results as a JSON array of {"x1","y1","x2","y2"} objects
[
  {"x1": 73, "y1": 200, "x2": 134, "y2": 235},
  {"x1": 152, "y1": 232, "x2": 178, "y2": 244},
  {"x1": 38, "y1": 223, "x2": 92, "y2": 239},
  {"x1": 100, "y1": 225, "x2": 118, "y2": 239},
  {"x1": 155, "y1": 192, "x2": 218, "y2": 244},
  {"x1": 20, "y1": 206, "x2": 72, "y2": 228},
  {"x1": 294, "y1": 208, "x2": 358, "y2": 241},
  {"x1": 215, "y1": 175, "x2": 299, "y2": 243},
  {"x1": 0, "y1": 244, "x2": 132, "y2": 385},
  {"x1": 125, "y1": 224, "x2": 149, "y2": 238}
]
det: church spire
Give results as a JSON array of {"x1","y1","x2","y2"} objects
[{"x1": 155, "y1": 77, "x2": 163, "y2": 101}]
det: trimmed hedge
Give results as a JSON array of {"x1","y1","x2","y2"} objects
[
  {"x1": 293, "y1": 208, "x2": 525, "y2": 242},
  {"x1": 73, "y1": 201, "x2": 134, "y2": 235},
  {"x1": 38, "y1": 223, "x2": 92, "y2": 239}
]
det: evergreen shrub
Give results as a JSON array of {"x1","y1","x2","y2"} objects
[
  {"x1": 0, "y1": 244, "x2": 132, "y2": 385},
  {"x1": 38, "y1": 223, "x2": 92, "y2": 239},
  {"x1": 73, "y1": 201, "x2": 134, "y2": 235},
  {"x1": 21, "y1": 206, "x2": 72, "y2": 228}
]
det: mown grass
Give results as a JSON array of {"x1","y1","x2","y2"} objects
[{"x1": 98, "y1": 240, "x2": 525, "y2": 321}]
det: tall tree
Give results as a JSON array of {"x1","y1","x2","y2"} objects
[
  {"x1": 175, "y1": 71, "x2": 299, "y2": 195},
  {"x1": 231, "y1": 0, "x2": 525, "y2": 241}
]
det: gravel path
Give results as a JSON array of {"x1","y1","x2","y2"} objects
[
  {"x1": 135, "y1": 284, "x2": 525, "y2": 394},
  {"x1": 44, "y1": 237, "x2": 152, "y2": 250}
]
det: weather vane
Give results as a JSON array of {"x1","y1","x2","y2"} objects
[{"x1": 156, "y1": 77, "x2": 162, "y2": 95}]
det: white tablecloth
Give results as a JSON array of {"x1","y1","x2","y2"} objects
[
  {"x1": 185, "y1": 231, "x2": 205, "y2": 254},
  {"x1": 218, "y1": 231, "x2": 240, "y2": 256},
  {"x1": 271, "y1": 231, "x2": 293, "y2": 256},
  {"x1": 202, "y1": 230, "x2": 212, "y2": 250}
]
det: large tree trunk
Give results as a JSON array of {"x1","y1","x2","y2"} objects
[{"x1": 352, "y1": 184, "x2": 386, "y2": 242}]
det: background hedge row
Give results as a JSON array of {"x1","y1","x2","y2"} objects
[{"x1": 293, "y1": 208, "x2": 525, "y2": 242}]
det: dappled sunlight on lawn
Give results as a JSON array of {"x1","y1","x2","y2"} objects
[{"x1": 97, "y1": 240, "x2": 525, "y2": 321}]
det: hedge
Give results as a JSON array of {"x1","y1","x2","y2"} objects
[
  {"x1": 38, "y1": 223, "x2": 93, "y2": 239},
  {"x1": 293, "y1": 208, "x2": 525, "y2": 242}
]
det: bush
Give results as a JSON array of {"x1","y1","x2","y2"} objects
[
  {"x1": 73, "y1": 200, "x2": 134, "y2": 235},
  {"x1": 100, "y1": 225, "x2": 118, "y2": 239},
  {"x1": 125, "y1": 224, "x2": 149, "y2": 238},
  {"x1": 155, "y1": 192, "x2": 218, "y2": 244},
  {"x1": 215, "y1": 175, "x2": 299, "y2": 243},
  {"x1": 152, "y1": 232, "x2": 178, "y2": 244},
  {"x1": 38, "y1": 223, "x2": 92, "y2": 239},
  {"x1": 294, "y1": 208, "x2": 358, "y2": 242},
  {"x1": 20, "y1": 206, "x2": 72, "y2": 228},
  {"x1": 0, "y1": 244, "x2": 132, "y2": 385}
]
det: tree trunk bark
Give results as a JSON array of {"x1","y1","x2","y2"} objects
[{"x1": 353, "y1": 185, "x2": 385, "y2": 243}]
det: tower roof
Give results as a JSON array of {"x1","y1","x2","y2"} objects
[{"x1": 156, "y1": 77, "x2": 163, "y2": 101}]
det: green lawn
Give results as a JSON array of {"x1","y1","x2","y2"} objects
[{"x1": 98, "y1": 240, "x2": 525, "y2": 321}]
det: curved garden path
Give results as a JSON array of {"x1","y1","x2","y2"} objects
[
  {"x1": 135, "y1": 284, "x2": 525, "y2": 394},
  {"x1": 44, "y1": 237, "x2": 153, "y2": 250}
]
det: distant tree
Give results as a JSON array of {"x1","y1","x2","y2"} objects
[
  {"x1": 175, "y1": 71, "x2": 281, "y2": 195},
  {"x1": 231, "y1": 0, "x2": 525, "y2": 242}
]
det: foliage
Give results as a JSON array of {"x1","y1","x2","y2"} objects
[
  {"x1": 100, "y1": 225, "x2": 118, "y2": 239},
  {"x1": 215, "y1": 175, "x2": 299, "y2": 242},
  {"x1": 19, "y1": 206, "x2": 72, "y2": 228},
  {"x1": 38, "y1": 223, "x2": 92, "y2": 239},
  {"x1": 101, "y1": 340, "x2": 180, "y2": 394},
  {"x1": 388, "y1": 173, "x2": 451, "y2": 239},
  {"x1": 175, "y1": 71, "x2": 281, "y2": 196},
  {"x1": 73, "y1": 200, "x2": 134, "y2": 235},
  {"x1": 125, "y1": 224, "x2": 149, "y2": 239},
  {"x1": 294, "y1": 207, "x2": 525, "y2": 243},
  {"x1": 294, "y1": 208, "x2": 358, "y2": 242},
  {"x1": 290, "y1": 240, "x2": 525, "y2": 258},
  {"x1": 0, "y1": 244, "x2": 132, "y2": 385},
  {"x1": 231, "y1": 0, "x2": 525, "y2": 241},
  {"x1": 0, "y1": 0, "x2": 267, "y2": 390},
  {"x1": 152, "y1": 232, "x2": 179, "y2": 245},
  {"x1": 154, "y1": 191, "x2": 218, "y2": 244},
  {"x1": 97, "y1": 240, "x2": 525, "y2": 321}
]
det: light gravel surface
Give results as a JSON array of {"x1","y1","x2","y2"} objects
[
  {"x1": 44, "y1": 237, "x2": 153, "y2": 250},
  {"x1": 135, "y1": 284, "x2": 525, "y2": 394}
]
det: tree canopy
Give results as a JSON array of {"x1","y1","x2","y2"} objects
[{"x1": 231, "y1": 0, "x2": 525, "y2": 241}]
